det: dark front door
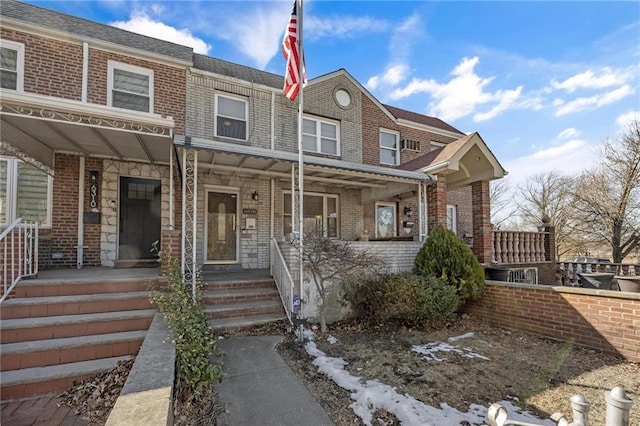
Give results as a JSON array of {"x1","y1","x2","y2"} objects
[
  {"x1": 119, "y1": 177, "x2": 161, "y2": 260},
  {"x1": 206, "y1": 191, "x2": 238, "y2": 263}
]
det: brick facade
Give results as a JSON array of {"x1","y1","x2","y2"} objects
[
  {"x1": 471, "y1": 180, "x2": 492, "y2": 263},
  {"x1": 464, "y1": 283, "x2": 640, "y2": 362},
  {"x1": 427, "y1": 174, "x2": 448, "y2": 230}
]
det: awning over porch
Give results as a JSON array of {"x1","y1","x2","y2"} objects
[
  {"x1": 173, "y1": 134, "x2": 434, "y2": 203},
  {"x1": 0, "y1": 90, "x2": 175, "y2": 173}
]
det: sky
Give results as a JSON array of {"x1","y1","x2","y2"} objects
[{"x1": 25, "y1": 0, "x2": 640, "y2": 190}]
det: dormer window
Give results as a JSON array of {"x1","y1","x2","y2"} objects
[
  {"x1": 0, "y1": 40, "x2": 25, "y2": 91},
  {"x1": 107, "y1": 61, "x2": 153, "y2": 113}
]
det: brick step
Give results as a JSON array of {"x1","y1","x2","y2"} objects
[
  {"x1": 0, "y1": 292, "x2": 152, "y2": 320},
  {"x1": 0, "y1": 356, "x2": 131, "y2": 400},
  {"x1": 1, "y1": 330, "x2": 146, "y2": 371},
  {"x1": 210, "y1": 313, "x2": 288, "y2": 332},
  {"x1": 1, "y1": 309, "x2": 155, "y2": 344},
  {"x1": 205, "y1": 287, "x2": 281, "y2": 304},
  {"x1": 12, "y1": 277, "x2": 163, "y2": 298},
  {"x1": 205, "y1": 300, "x2": 285, "y2": 320},
  {"x1": 204, "y1": 279, "x2": 276, "y2": 290}
]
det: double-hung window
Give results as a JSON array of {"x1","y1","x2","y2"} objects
[
  {"x1": 0, "y1": 157, "x2": 52, "y2": 227},
  {"x1": 108, "y1": 61, "x2": 153, "y2": 113},
  {"x1": 215, "y1": 94, "x2": 247, "y2": 140},
  {"x1": 0, "y1": 39, "x2": 24, "y2": 91},
  {"x1": 283, "y1": 192, "x2": 339, "y2": 238},
  {"x1": 380, "y1": 129, "x2": 400, "y2": 165},
  {"x1": 302, "y1": 116, "x2": 339, "y2": 156}
]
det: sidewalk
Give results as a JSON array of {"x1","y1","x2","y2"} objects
[
  {"x1": 0, "y1": 394, "x2": 87, "y2": 426},
  {"x1": 216, "y1": 335, "x2": 333, "y2": 426}
]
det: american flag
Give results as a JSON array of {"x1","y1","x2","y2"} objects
[{"x1": 281, "y1": 1, "x2": 305, "y2": 101}]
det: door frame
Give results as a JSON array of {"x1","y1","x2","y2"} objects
[{"x1": 204, "y1": 185, "x2": 241, "y2": 265}]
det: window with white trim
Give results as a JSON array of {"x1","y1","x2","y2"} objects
[
  {"x1": 302, "y1": 116, "x2": 339, "y2": 156},
  {"x1": 446, "y1": 204, "x2": 457, "y2": 233},
  {"x1": 107, "y1": 61, "x2": 153, "y2": 113},
  {"x1": 283, "y1": 192, "x2": 339, "y2": 238},
  {"x1": 0, "y1": 39, "x2": 25, "y2": 91},
  {"x1": 215, "y1": 94, "x2": 248, "y2": 140},
  {"x1": 0, "y1": 157, "x2": 52, "y2": 227},
  {"x1": 379, "y1": 129, "x2": 399, "y2": 165}
]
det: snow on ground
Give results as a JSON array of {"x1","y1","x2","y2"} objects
[
  {"x1": 411, "y1": 332, "x2": 490, "y2": 362},
  {"x1": 304, "y1": 331, "x2": 553, "y2": 426}
]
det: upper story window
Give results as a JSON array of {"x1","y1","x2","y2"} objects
[
  {"x1": 0, "y1": 157, "x2": 52, "y2": 228},
  {"x1": 0, "y1": 39, "x2": 25, "y2": 91},
  {"x1": 108, "y1": 61, "x2": 153, "y2": 113},
  {"x1": 379, "y1": 129, "x2": 399, "y2": 165},
  {"x1": 303, "y1": 116, "x2": 339, "y2": 156},
  {"x1": 215, "y1": 94, "x2": 247, "y2": 140}
]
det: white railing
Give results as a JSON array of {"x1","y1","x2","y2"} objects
[
  {"x1": 1, "y1": 218, "x2": 39, "y2": 303},
  {"x1": 270, "y1": 238, "x2": 295, "y2": 323}
]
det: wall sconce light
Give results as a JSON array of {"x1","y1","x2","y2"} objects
[
  {"x1": 463, "y1": 231, "x2": 473, "y2": 245},
  {"x1": 403, "y1": 206, "x2": 413, "y2": 217},
  {"x1": 252, "y1": 191, "x2": 259, "y2": 201}
]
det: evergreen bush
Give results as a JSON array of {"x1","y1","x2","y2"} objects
[{"x1": 414, "y1": 226, "x2": 485, "y2": 304}]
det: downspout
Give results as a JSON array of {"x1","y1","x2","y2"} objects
[
  {"x1": 270, "y1": 92, "x2": 275, "y2": 150},
  {"x1": 169, "y1": 142, "x2": 174, "y2": 230},
  {"x1": 270, "y1": 178, "x2": 275, "y2": 240},
  {"x1": 77, "y1": 157, "x2": 85, "y2": 268},
  {"x1": 81, "y1": 42, "x2": 89, "y2": 102}
]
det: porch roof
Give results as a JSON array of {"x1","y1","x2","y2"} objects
[
  {"x1": 0, "y1": 90, "x2": 174, "y2": 173},
  {"x1": 173, "y1": 134, "x2": 435, "y2": 190}
]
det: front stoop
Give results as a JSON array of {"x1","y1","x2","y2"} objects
[
  {"x1": 0, "y1": 276, "x2": 161, "y2": 400},
  {"x1": 205, "y1": 275, "x2": 287, "y2": 332}
]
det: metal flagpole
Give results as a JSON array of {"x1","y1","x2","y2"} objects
[{"x1": 297, "y1": 0, "x2": 305, "y2": 340}]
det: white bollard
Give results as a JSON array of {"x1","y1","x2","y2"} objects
[
  {"x1": 570, "y1": 394, "x2": 590, "y2": 425},
  {"x1": 605, "y1": 386, "x2": 633, "y2": 426}
]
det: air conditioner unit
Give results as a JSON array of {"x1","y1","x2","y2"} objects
[{"x1": 401, "y1": 138, "x2": 420, "y2": 152}]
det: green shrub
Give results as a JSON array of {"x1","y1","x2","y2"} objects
[
  {"x1": 342, "y1": 272, "x2": 459, "y2": 328},
  {"x1": 150, "y1": 256, "x2": 224, "y2": 394},
  {"x1": 415, "y1": 226, "x2": 485, "y2": 304}
]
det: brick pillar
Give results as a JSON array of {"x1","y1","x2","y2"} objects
[
  {"x1": 542, "y1": 215, "x2": 556, "y2": 262},
  {"x1": 427, "y1": 174, "x2": 447, "y2": 232},
  {"x1": 161, "y1": 229, "x2": 181, "y2": 275},
  {"x1": 471, "y1": 180, "x2": 492, "y2": 263}
]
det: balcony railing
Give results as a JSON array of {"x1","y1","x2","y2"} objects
[
  {"x1": 492, "y1": 230, "x2": 548, "y2": 264},
  {"x1": 1, "y1": 218, "x2": 39, "y2": 303}
]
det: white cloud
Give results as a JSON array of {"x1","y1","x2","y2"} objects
[
  {"x1": 557, "y1": 128, "x2": 581, "y2": 139},
  {"x1": 554, "y1": 84, "x2": 634, "y2": 116},
  {"x1": 306, "y1": 16, "x2": 389, "y2": 40},
  {"x1": 473, "y1": 87, "x2": 522, "y2": 122},
  {"x1": 110, "y1": 11, "x2": 211, "y2": 54},
  {"x1": 551, "y1": 67, "x2": 631, "y2": 93},
  {"x1": 616, "y1": 110, "x2": 640, "y2": 130}
]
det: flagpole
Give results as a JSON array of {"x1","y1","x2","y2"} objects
[{"x1": 296, "y1": 0, "x2": 305, "y2": 338}]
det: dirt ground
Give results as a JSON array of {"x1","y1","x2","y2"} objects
[{"x1": 271, "y1": 316, "x2": 639, "y2": 425}]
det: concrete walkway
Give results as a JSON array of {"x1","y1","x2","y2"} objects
[{"x1": 216, "y1": 336, "x2": 333, "y2": 426}]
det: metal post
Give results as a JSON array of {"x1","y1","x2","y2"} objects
[{"x1": 570, "y1": 394, "x2": 590, "y2": 425}]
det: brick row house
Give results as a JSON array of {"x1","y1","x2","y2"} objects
[{"x1": 1, "y1": 1, "x2": 505, "y2": 315}]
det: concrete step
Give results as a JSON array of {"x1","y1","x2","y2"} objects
[
  {"x1": 210, "y1": 313, "x2": 288, "y2": 332},
  {"x1": 205, "y1": 279, "x2": 277, "y2": 290},
  {"x1": 0, "y1": 356, "x2": 131, "y2": 400},
  {"x1": 205, "y1": 300, "x2": 286, "y2": 320},
  {"x1": 0, "y1": 292, "x2": 153, "y2": 319},
  {"x1": 1, "y1": 330, "x2": 147, "y2": 371},
  {"x1": 1, "y1": 309, "x2": 156, "y2": 344},
  {"x1": 12, "y1": 277, "x2": 162, "y2": 298},
  {"x1": 205, "y1": 287, "x2": 281, "y2": 304}
]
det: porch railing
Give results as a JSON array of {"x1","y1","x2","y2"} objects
[
  {"x1": 492, "y1": 230, "x2": 547, "y2": 264},
  {"x1": 270, "y1": 238, "x2": 295, "y2": 323},
  {"x1": 559, "y1": 261, "x2": 639, "y2": 286},
  {"x1": 1, "y1": 218, "x2": 39, "y2": 303}
]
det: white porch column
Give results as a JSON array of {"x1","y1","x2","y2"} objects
[{"x1": 181, "y1": 147, "x2": 198, "y2": 293}]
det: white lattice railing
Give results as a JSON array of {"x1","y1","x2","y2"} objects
[
  {"x1": 270, "y1": 238, "x2": 295, "y2": 323},
  {"x1": 1, "y1": 218, "x2": 39, "y2": 303}
]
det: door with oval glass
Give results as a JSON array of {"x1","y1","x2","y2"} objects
[{"x1": 206, "y1": 191, "x2": 239, "y2": 263}]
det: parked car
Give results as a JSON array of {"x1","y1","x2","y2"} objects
[{"x1": 564, "y1": 257, "x2": 612, "y2": 264}]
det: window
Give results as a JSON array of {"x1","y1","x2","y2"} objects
[
  {"x1": 215, "y1": 94, "x2": 248, "y2": 140},
  {"x1": 0, "y1": 39, "x2": 24, "y2": 91},
  {"x1": 107, "y1": 61, "x2": 153, "y2": 113},
  {"x1": 302, "y1": 116, "x2": 339, "y2": 156},
  {"x1": 380, "y1": 129, "x2": 399, "y2": 165},
  {"x1": 446, "y1": 204, "x2": 457, "y2": 233},
  {"x1": 0, "y1": 157, "x2": 52, "y2": 227},
  {"x1": 283, "y1": 192, "x2": 338, "y2": 238},
  {"x1": 375, "y1": 202, "x2": 396, "y2": 238}
]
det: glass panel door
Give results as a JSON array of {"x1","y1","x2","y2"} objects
[{"x1": 206, "y1": 191, "x2": 238, "y2": 263}]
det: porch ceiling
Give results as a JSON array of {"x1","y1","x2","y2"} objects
[
  {"x1": 175, "y1": 134, "x2": 433, "y2": 190},
  {"x1": 0, "y1": 90, "x2": 174, "y2": 171}
]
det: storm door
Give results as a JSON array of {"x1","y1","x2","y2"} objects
[
  {"x1": 206, "y1": 191, "x2": 239, "y2": 263},
  {"x1": 119, "y1": 177, "x2": 161, "y2": 260}
]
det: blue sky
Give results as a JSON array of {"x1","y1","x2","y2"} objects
[{"x1": 26, "y1": 0, "x2": 640, "y2": 189}]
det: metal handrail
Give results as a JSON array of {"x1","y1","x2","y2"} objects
[
  {"x1": 270, "y1": 238, "x2": 294, "y2": 323},
  {"x1": 1, "y1": 218, "x2": 39, "y2": 303}
]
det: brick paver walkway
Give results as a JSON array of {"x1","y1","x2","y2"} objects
[{"x1": 1, "y1": 394, "x2": 88, "y2": 426}]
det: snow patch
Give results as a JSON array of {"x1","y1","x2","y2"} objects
[{"x1": 412, "y1": 332, "x2": 489, "y2": 361}]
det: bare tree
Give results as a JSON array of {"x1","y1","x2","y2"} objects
[
  {"x1": 293, "y1": 232, "x2": 380, "y2": 334},
  {"x1": 515, "y1": 171, "x2": 577, "y2": 258},
  {"x1": 489, "y1": 177, "x2": 518, "y2": 229},
  {"x1": 570, "y1": 120, "x2": 640, "y2": 263}
]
